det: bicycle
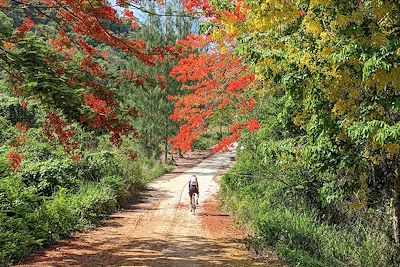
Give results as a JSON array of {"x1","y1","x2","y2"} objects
[{"x1": 191, "y1": 192, "x2": 198, "y2": 214}]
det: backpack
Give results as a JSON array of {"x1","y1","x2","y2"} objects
[{"x1": 189, "y1": 175, "x2": 198, "y2": 187}]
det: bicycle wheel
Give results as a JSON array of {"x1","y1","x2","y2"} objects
[{"x1": 191, "y1": 193, "x2": 197, "y2": 214}]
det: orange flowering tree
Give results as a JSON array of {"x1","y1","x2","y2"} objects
[
  {"x1": 0, "y1": 0, "x2": 179, "y2": 169},
  {"x1": 168, "y1": 0, "x2": 260, "y2": 153},
  {"x1": 0, "y1": 0, "x2": 259, "y2": 171}
]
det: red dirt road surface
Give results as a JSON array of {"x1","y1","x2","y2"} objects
[{"x1": 18, "y1": 150, "x2": 284, "y2": 267}]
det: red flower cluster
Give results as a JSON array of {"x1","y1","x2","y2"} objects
[
  {"x1": 247, "y1": 120, "x2": 260, "y2": 132},
  {"x1": 16, "y1": 17, "x2": 35, "y2": 34},
  {"x1": 20, "y1": 100, "x2": 28, "y2": 110},
  {"x1": 43, "y1": 112, "x2": 80, "y2": 161},
  {"x1": 8, "y1": 151, "x2": 23, "y2": 172},
  {"x1": 183, "y1": 0, "x2": 210, "y2": 13},
  {"x1": 169, "y1": 33, "x2": 257, "y2": 153},
  {"x1": 166, "y1": 0, "x2": 262, "y2": 153},
  {"x1": 0, "y1": 0, "x2": 9, "y2": 7},
  {"x1": 212, "y1": 133, "x2": 240, "y2": 153},
  {"x1": 84, "y1": 94, "x2": 109, "y2": 115},
  {"x1": 8, "y1": 121, "x2": 29, "y2": 172},
  {"x1": 156, "y1": 75, "x2": 167, "y2": 90},
  {"x1": 12, "y1": 121, "x2": 29, "y2": 148},
  {"x1": 121, "y1": 70, "x2": 136, "y2": 81},
  {"x1": 127, "y1": 149, "x2": 137, "y2": 161}
]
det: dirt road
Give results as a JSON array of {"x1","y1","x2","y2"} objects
[{"x1": 18, "y1": 150, "x2": 284, "y2": 267}]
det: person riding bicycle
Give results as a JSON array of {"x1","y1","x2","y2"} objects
[{"x1": 188, "y1": 175, "x2": 199, "y2": 211}]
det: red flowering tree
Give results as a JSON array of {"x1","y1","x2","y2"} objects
[
  {"x1": 0, "y1": 0, "x2": 173, "y2": 169},
  {"x1": 0, "y1": 0, "x2": 258, "y2": 171},
  {"x1": 168, "y1": 0, "x2": 259, "y2": 153}
]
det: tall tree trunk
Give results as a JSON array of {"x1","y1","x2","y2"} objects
[
  {"x1": 178, "y1": 148, "x2": 184, "y2": 158},
  {"x1": 164, "y1": 137, "x2": 168, "y2": 163},
  {"x1": 164, "y1": 113, "x2": 168, "y2": 163},
  {"x1": 393, "y1": 161, "x2": 400, "y2": 246}
]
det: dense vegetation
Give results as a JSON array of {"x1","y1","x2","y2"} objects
[
  {"x1": 0, "y1": 90, "x2": 174, "y2": 265},
  {"x1": 188, "y1": 0, "x2": 400, "y2": 266},
  {"x1": 166, "y1": 0, "x2": 400, "y2": 266},
  {"x1": 0, "y1": 1, "x2": 195, "y2": 265}
]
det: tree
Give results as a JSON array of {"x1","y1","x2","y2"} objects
[
  {"x1": 0, "y1": 0, "x2": 195, "y2": 167},
  {"x1": 182, "y1": 0, "x2": 400, "y2": 244},
  {"x1": 168, "y1": 0, "x2": 259, "y2": 153},
  {"x1": 114, "y1": 0, "x2": 197, "y2": 160}
]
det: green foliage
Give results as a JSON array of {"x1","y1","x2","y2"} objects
[
  {"x1": 31, "y1": 183, "x2": 116, "y2": 242},
  {"x1": 0, "y1": 178, "x2": 41, "y2": 264},
  {"x1": 80, "y1": 151, "x2": 122, "y2": 181},
  {"x1": 193, "y1": 132, "x2": 220, "y2": 150},
  {"x1": 221, "y1": 150, "x2": 398, "y2": 266},
  {"x1": 140, "y1": 158, "x2": 174, "y2": 183},
  {"x1": 0, "y1": 11, "x2": 13, "y2": 37},
  {"x1": 18, "y1": 159, "x2": 80, "y2": 196},
  {"x1": 0, "y1": 93, "x2": 38, "y2": 127},
  {"x1": 0, "y1": 178, "x2": 116, "y2": 265},
  {"x1": 0, "y1": 35, "x2": 84, "y2": 121},
  {"x1": 0, "y1": 94, "x2": 174, "y2": 266},
  {"x1": 0, "y1": 177, "x2": 40, "y2": 218},
  {"x1": 0, "y1": 156, "x2": 9, "y2": 177},
  {"x1": 101, "y1": 175, "x2": 125, "y2": 196}
]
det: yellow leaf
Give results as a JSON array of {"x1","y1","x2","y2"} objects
[{"x1": 386, "y1": 143, "x2": 400, "y2": 154}]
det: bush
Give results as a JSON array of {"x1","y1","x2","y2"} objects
[
  {"x1": 22, "y1": 133, "x2": 67, "y2": 162},
  {"x1": 220, "y1": 154, "x2": 398, "y2": 267},
  {"x1": 0, "y1": 177, "x2": 40, "y2": 217},
  {"x1": 0, "y1": 213, "x2": 42, "y2": 266},
  {"x1": 0, "y1": 156, "x2": 9, "y2": 178},
  {"x1": 31, "y1": 183, "x2": 116, "y2": 242},
  {"x1": 101, "y1": 175, "x2": 125, "y2": 197},
  {"x1": 139, "y1": 158, "x2": 173, "y2": 183},
  {"x1": 18, "y1": 159, "x2": 80, "y2": 196},
  {"x1": 0, "y1": 179, "x2": 116, "y2": 266},
  {"x1": 0, "y1": 178, "x2": 41, "y2": 265},
  {"x1": 80, "y1": 151, "x2": 122, "y2": 181}
]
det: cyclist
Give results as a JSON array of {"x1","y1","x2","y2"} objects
[{"x1": 188, "y1": 175, "x2": 199, "y2": 212}]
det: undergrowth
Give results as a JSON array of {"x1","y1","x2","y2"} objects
[
  {"x1": 220, "y1": 152, "x2": 398, "y2": 267},
  {"x1": 0, "y1": 147, "x2": 172, "y2": 266}
]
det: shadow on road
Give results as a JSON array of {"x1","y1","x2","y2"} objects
[{"x1": 23, "y1": 235, "x2": 260, "y2": 267}]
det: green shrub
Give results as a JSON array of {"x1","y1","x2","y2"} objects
[
  {"x1": 80, "y1": 151, "x2": 122, "y2": 181},
  {"x1": 0, "y1": 180, "x2": 116, "y2": 266},
  {"x1": 140, "y1": 160, "x2": 173, "y2": 183},
  {"x1": 101, "y1": 175, "x2": 125, "y2": 197},
  {"x1": 31, "y1": 183, "x2": 116, "y2": 242},
  {"x1": 22, "y1": 134, "x2": 67, "y2": 162},
  {"x1": 276, "y1": 244, "x2": 325, "y2": 267},
  {"x1": 0, "y1": 214, "x2": 42, "y2": 266},
  {"x1": 220, "y1": 157, "x2": 398, "y2": 267},
  {"x1": 0, "y1": 178, "x2": 42, "y2": 265},
  {"x1": 0, "y1": 156, "x2": 9, "y2": 178},
  {"x1": 18, "y1": 159, "x2": 80, "y2": 196},
  {"x1": 0, "y1": 177, "x2": 40, "y2": 217}
]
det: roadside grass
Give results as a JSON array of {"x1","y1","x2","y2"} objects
[
  {"x1": 0, "y1": 151, "x2": 173, "y2": 266},
  {"x1": 220, "y1": 158, "x2": 397, "y2": 267},
  {"x1": 0, "y1": 179, "x2": 116, "y2": 265}
]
